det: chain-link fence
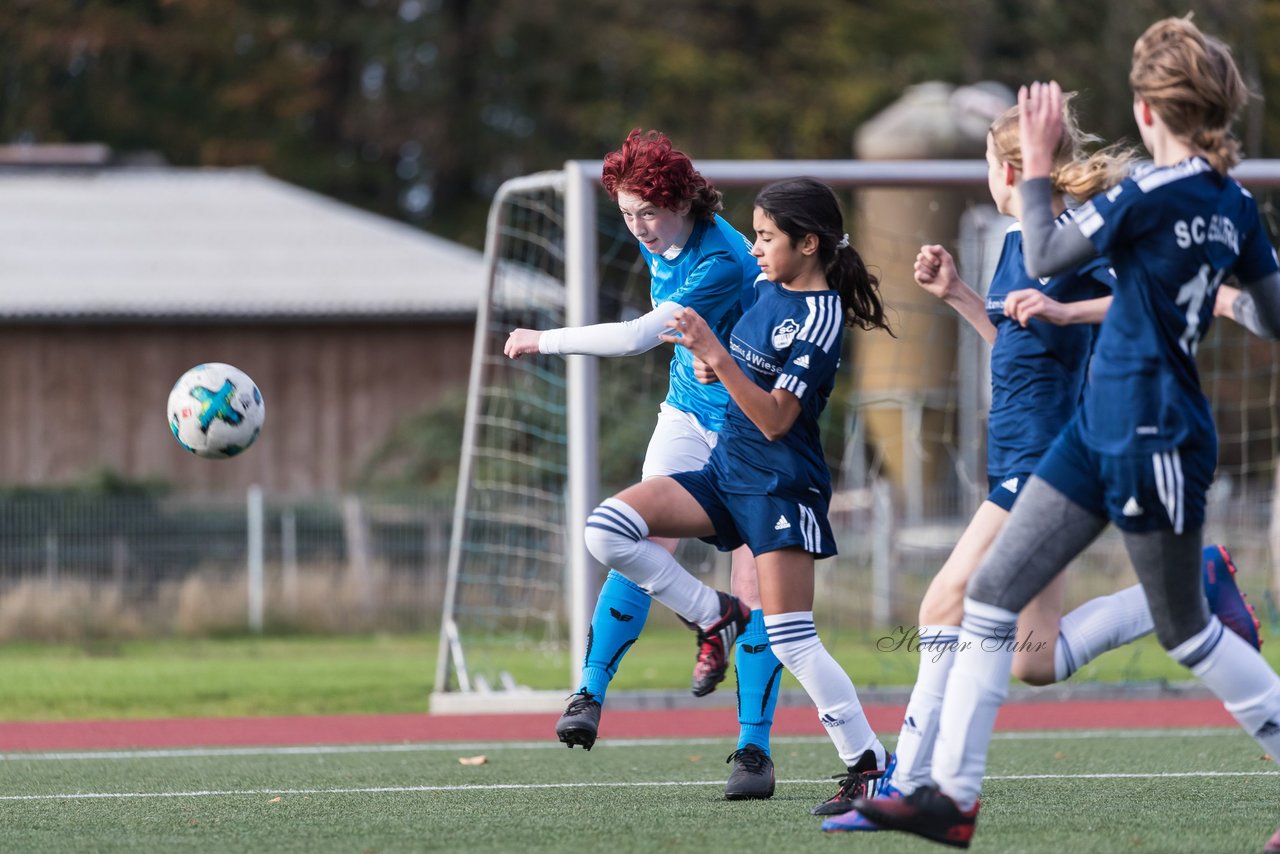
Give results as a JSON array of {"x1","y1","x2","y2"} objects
[{"x1": 0, "y1": 490, "x2": 453, "y2": 640}]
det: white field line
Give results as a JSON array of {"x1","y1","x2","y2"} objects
[
  {"x1": 1, "y1": 770, "x2": 1278, "y2": 803},
  {"x1": 0, "y1": 727, "x2": 1241, "y2": 763}
]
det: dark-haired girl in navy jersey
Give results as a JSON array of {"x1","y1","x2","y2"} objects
[{"x1": 583, "y1": 177, "x2": 896, "y2": 814}]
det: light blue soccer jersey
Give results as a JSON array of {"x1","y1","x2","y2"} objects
[
  {"x1": 708, "y1": 281, "x2": 844, "y2": 501},
  {"x1": 1068, "y1": 156, "x2": 1278, "y2": 454},
  {"x1": 985, "y1": 223, "x2": 1113, "y2": 476},
  {"x1": 638, "y1": 214, "x2": 759, "y2": 432}
]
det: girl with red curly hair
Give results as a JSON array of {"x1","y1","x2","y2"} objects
[{"x1": 505, "y1": 129, "x2": 777, "y2": 799}]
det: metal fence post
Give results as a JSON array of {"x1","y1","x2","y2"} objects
[{"x1": 247, "y1": 484, "x2": 264, "y2": 634}]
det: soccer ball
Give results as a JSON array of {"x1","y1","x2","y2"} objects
[{"x1": 167, "y1": 363, "x2": 265, "y2": 459}]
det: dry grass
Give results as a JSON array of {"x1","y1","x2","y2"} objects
[{"x1": 0, "y1": 563, "x2": 442, "y2": 641}]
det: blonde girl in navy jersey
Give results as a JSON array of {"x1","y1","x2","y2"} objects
[
  {"x1": 583, "y1": 177, "x2": 896, "y2": 814},
  {"x1": 828, "y1": 97, "x2": 1260, "y2": 834},
  {"x1": 856, "y1": 17, "x2": 1280, "y2": 849}
]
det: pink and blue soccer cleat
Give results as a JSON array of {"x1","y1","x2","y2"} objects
[
  {"x1": 852, "y1": 784, "x2": 980, "y2": 849},
  {"x1": 821, "y1": 782, "x2": 903, "y2": 831},
  {"x1": 1203, "y1": 544, "x2": 1263, "y2": 651},
  {"x1": 821, "y1": 754, "x2": 900, "y2": 831}
]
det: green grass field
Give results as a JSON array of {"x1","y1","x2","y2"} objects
[
  {"x1": 0, "y1": 619, "x2": 1276, "y2": 720},
  {"x1": 0, "y1": 729, "x2": 1275, "y2": 853},
  {"x1": 2, "y1": 628, "x2": 1279, "y2": 851}
]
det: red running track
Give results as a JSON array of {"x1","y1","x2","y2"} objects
[{"x1": 0, "y1": 699, "x2": 1236, "y2": 752}]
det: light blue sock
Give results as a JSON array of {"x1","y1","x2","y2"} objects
[
  {"x1": 579, "y1": 570, "x2": 651, "y2": 703},
  {"x1": 735, "y1": 610, "x2": 781, "y2": 754}
]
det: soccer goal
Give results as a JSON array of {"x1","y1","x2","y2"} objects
[{"x1": 432, "y1": 159, "x2": 1280, "y2": 714}]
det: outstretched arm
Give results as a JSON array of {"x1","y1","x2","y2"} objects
[
  {"x1": 504, "y1": 301, "x2": 682, "y2": 359},
  {"x1": 659, "y1": 307, "x2": 800, "y2": 441},
  {"x1": 915, "y1": 244, "x2": 997, "y2": 345}
]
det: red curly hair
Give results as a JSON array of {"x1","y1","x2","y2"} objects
[{"x1": 601, "y1": 129, "x2": 722, "y2": 220}]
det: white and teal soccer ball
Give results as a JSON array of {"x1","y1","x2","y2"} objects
[{"x1": 167, "y1": 363, "x2": 265, "y2": 459}]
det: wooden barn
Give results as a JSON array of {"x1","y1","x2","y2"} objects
[{"x1": 0, "y1": 164, "x2": 483, "y2": 494}]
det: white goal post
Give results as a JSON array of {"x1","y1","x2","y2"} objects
[{"x1": 433, "y1": 159, "x2": 1280, "y2": 713}]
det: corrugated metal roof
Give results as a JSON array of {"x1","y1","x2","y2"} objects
[{"x1": 0, "y1": 168, "x2": 484, "y2": 320}]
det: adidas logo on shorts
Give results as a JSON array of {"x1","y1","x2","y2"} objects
[
  {"x1": 1001, "y1": 477, "x2": 1019, "y2": 494},
  {"x1": 1122, "y1": 496, "x2": 1144, "y2": 517},
  {"x1": 774, "y1": 515, "x2": 791, "y2": 531}
]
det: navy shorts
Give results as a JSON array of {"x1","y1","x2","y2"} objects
[
  {"x1": 985, "y1": 472, "x2": 1034, "y2": 512},
  {"x1": 1034, "y1": 417, "x2": 1214, "y2": 534},
  {"x1": 670, "y1": 467, "x2": 837, "y2": 559}
]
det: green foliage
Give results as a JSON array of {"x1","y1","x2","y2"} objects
[
  {"x1": 0, "y1": 467, "x2": 170, "y2": 499},
  {"x1": 6, "y1": 1, "x2": 1271, "y2": 253}
]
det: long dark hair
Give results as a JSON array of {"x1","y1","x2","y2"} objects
[{"x1": 754, "y1": 178, "x2": 892, "y2": 334}]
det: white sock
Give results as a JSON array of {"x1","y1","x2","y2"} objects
[
  {"x1": 1176, "y1": 618, "x2": 1280, "y2": 761},
  {"x1": 765, "y1": 611, "x2": 884, "y2": 767},
  {"x1": 582, "y1": 498, "x2": 720, "y2": 626},
  {"x1": 933, "y1": 598, "x2": 1017, "y2": 810},
  {"x1": 892, "y1": 625, "x2": 960, "y2": 795},
  {"x1": 1054, "y1": 584, "x2": 1154, "y2": 681}
]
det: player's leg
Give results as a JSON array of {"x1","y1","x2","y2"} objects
[
  {"x1": 729, "y1": 494, "x2": 889, "y2": 815},
  {"x1": 585, "y1": 474, "x2": 744, "y2": 625},
  {"x1": 1128, "y1": 524, "x2": 1280, "y2": 751},
  {"x1": 891, "y1": 500, "x2": 1008, "y2": 798},
  {"x1": 724, "y1": 545, "x2": 783, "y2": 800},
  {"x1": 1012, "y1": 543, "x2": 1260, "y2": 686},
  {"x1": 556, "y1": 563, "x2": 656, "y2": 749},
  {"x1": 823, "y1": 500, "x2": 1009, "y2": 832},
  {"x1": 1120, "y1": 448, "x2": 1280, "y2": 791},
  {"x1": 558, "y1": 407, "x2": 715, "y2": 748},
  {"x1": 855, "y1": 468, "x2": 1108, "y2": 847},
  {"x1": 755, "y1": 547, "x2": 888, "y2": 815},
  {"x1": 628, "y1": 408, "x2": 749, "y2": 698},
  {"x1": 1013, "y1": 571, "x2": 1159, "y2": 687}
]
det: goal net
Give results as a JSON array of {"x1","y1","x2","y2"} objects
[{"x1": 433, "y1": 160, "x2": 1280, "y2": 712}]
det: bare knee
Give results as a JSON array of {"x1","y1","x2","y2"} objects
[
  {"x1": 918, "y1": 571, "x2": 967, "y2": 626},
  {"x1": 1011, "y1": 655, "x2": 1057, "y2": 686}
]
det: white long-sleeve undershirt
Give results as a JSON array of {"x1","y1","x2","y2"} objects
[{"x1": 538, "y1": 301, "x2": 682, "y2": 357}]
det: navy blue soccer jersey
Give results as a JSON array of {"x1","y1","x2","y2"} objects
[
  {"x1": 985, "y1": 223, "x2": 1113, "y2": 476},
  {"x1": 1067, "y1": 156, "x2": 1279, "y2": 453},
  {"x1": 707, "y1": 280, "x2": 843, "y2": 501},
  {"x1": 639, "y1": 214, "x2": 761, "y2": 432}
]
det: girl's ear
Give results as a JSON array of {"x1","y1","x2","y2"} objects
[
  {"x1": 802, "y1": 232, "x2": 820, "y2": 256},
  {"x1": 1141, "y1": 101, "x2": 1154, "y2": 127},
  {"x1": 1004, "y1": 162, "x2": 1017, "y2": 188}
]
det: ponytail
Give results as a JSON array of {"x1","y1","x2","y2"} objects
[
  {"x1": 828, "y1": 243, "x2": 892, "y2": 335},
  {"x1": 1190, "y1": 127, "x2": 1242, "y2": 175},
  {"x1": 990, "y1": 97, "x2": 1138, "y2": 201},
  {"x1": 1051, "y1": 144, "x2": 1141, "y2": 200}
]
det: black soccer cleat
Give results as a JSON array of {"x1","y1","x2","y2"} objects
[
  {"x1": 724, "y1": 744, "x2": 775, "y2": 800},
  {"x1": 852, "y1": 783, "x2": 979, "y2": 849},
  {"x1": 687, "y1": 592, "x2": 751, "y2": 697},
  {"x1": 555, "y1": 689, "x2": 601, "y2": 750},
  {"x1": 811, "y1": 748, "x2": 891, "y2": 816}
]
